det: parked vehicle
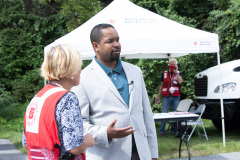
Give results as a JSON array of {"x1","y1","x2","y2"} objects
[{"x1": 194, "y1": 59, "x2": 240, "y2": 130}]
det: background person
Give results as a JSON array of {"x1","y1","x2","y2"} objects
[
  {"x1": 72, "y1": 23, "x2": 158, "y2": 160},
  {"x1": 155, "y1": 58, "x2": 183, "y2": 136},
  {"x1": 22, "y1": 44, "x2": 95, "y2": 160}
]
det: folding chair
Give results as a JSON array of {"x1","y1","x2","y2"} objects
[
  {"x1": 182, "y1": 104, "x2": 208, "y2": 141},
  {"x1": 176, "y1": 99, "x2": 193, "y2": 112},
  {"x1": 165, "y1": 99, "x2": 193, "y2": 135}
]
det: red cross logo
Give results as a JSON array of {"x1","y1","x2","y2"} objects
[
  {"x1": 194, "y1": 41, "x2": 197, "y2": 45},
  {"x1": 107, "y1": 19, "x2": 117, "y2": 24}
]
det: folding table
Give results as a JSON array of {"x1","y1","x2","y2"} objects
[{"x1": 154, "y1": 112, "x2": 199, "y2": 160}]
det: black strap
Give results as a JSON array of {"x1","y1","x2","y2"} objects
[
  {"x1": 54, "y1": 143, "x2": 61, "y2": 149},
  {"x1": 55, "y1": 143, "x2": 75, "y2": 160},
  {"x1": 58, "y1": 151, "x2": 75, "y2": 160},
  {"x1": 54, "y1": 143, "x2": 61, "y2": 158}
]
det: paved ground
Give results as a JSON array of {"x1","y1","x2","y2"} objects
[
  {"x1": 1, "y1": 138, "x2": 240, "y2": 160},
  {"x1": 0, "y1": 139, "x2": 27, "y2": 160},
  {"x1": 168, "y1": 152, "x2": 240, "y2": 160}
]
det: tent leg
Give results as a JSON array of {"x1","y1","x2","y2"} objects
[{"x1": 217, "y1": 51, "x2": 225, "y2": 147}]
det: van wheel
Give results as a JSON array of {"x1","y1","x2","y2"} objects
[{"x1": 212, "y1": 119, "x2": 235, "y2": 131}]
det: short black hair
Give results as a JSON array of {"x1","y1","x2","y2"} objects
[{"x1": 90, "y1": 23, "x2": 115, "y2": 44}]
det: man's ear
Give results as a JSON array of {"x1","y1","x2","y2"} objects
[{"x1": 92, "y1": 42, "x2": 99, "y2": 53}]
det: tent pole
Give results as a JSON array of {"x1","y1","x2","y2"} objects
[{"x1": 217, "y1": 51, "x2": 225, "y2": 147}]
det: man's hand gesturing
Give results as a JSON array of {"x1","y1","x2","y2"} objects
[{"x1": 107, "y1": 119, "x2": 135, "y2": 139}]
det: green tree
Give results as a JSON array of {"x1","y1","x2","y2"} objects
[
  {"x1": 207, "y1": 0, "x2": 240, "y2": 61},
  {"x1": 60, "y1": 0, "x2": 101, "y2": 32},
  {"x1": 0, "y1": 0, "x2": 101, "y2": 103},
  {"x1": 0, "y1": 0, "x2": 66, "y2": 103},
  {"x1": 168, "y1": 0, "x2": 216, "y2": 29}
]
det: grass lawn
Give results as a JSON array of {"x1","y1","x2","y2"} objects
[
  {"x1": 1, "y1": 119, "x2": 240, "y2": 159},
  {"x1": 0, "y1": 127, "x2": 27, "y2": 154}
]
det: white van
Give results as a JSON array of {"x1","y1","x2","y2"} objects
[{"x1": 194, "y1": 59, "x2": 240, "y2": 130}]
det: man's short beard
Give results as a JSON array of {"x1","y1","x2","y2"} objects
[{"x1": 110, "y1": 52, "x2": 120, "y2": 61}]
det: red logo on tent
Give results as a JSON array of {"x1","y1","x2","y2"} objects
[
  {"x1": 107, "y1": 19, "x2": 117, "y2": 24},
  {"x1": 194, "y1": 41, "x2": 197, "y2": 45}
]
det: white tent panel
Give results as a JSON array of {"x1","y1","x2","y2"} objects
[{"x1": 44, "y1": 0, "x2": 219, "y2": 60}]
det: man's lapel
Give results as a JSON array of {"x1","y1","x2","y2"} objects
[{"x1": 122, "y1": 62, "x2": 135, "y2": 111}]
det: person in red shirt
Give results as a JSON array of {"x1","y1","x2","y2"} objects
[{"x1": 155, "y1": 58, "x2": 183, "y2": 136}]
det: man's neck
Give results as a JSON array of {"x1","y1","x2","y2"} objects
[
  {"x1": 104, "y1": 61, "x2": 117, "y2": 69},
  {"x1": 97, "y1": 58, "x2": 117, "y2": 69}
]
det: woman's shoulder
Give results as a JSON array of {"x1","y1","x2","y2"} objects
[
  {"x1": 57, "y1": 91, "x2": 79, "y2": 109},
  {"x1": 61, "y1": 91, "x2": 77, "y2": 101}
]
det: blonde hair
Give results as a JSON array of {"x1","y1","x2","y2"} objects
[{"x1": 41, "y1": 44, "x2": 82, "y2": 81}]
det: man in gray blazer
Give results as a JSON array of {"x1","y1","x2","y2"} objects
[{"x1": 72, "y1": 23, "x2": 158, "y2": 160}]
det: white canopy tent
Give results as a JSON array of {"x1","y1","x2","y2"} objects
[
  {"x1": 44, "y1": 0, "x2": 219, "y2": 59},
  {"x1": 44, "y1": 0, "x2": 225, "y2": 146}
]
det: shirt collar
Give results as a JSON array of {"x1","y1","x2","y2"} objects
[{"x1": 94, "y1": 56, "x2": 123, "y2": 74}]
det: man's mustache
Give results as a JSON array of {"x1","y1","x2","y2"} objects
[{"x1": 112, "y1": 47, "x2": 121, "y2": 52}]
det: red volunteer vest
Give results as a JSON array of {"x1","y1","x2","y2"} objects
[
  {"x1": 24, "y1": 84, "x2": 68, "y2": 160},
  {"x1": 162, "y1": 70, "x2": 181, "y2": 97}
]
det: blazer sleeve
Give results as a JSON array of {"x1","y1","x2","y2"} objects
[
  {"x1": 140, "y1": 70, "x2": 159, "y2": 158},
  {"x1": 71, "y1": 82, "x2": 112, "y2": 148}
]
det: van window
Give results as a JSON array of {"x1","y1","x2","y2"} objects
[{"x1": 233, "y1": 66, "x2": 240, "y2": 72}]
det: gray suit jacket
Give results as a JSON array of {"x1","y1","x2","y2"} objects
[{"x1": 72, "y1": 59, "x2": 158, "y2": 160}]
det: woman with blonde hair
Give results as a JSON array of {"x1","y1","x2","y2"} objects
[{"x1": 22, "y1": 44, "x2": 94, "y2": 160}]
